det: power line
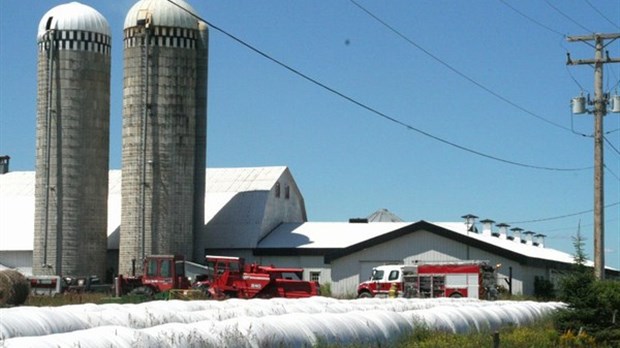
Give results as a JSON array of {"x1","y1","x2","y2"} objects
[
  {"x1": 507, "y1": 201, "x2": 620, "y2": 224},
  {"x1": 349, "y1": 0, "x2": 574, "y2": 134},
  {"x1": 565, "y1": 65, "x2": 588, "y2": 92},
  {"x1": 498, "y1": 0, "x2": 566, "y2": 38},
  {"x1": 605, "y1": 164, "x2": 620, "y2": 182},
  {"x1": 605, "y1": 136, "x2": 620, "y2": 157},
  {"x1": 167, "y1": 1, "x2": 591, "y2": 172},
  {"x1": 545, "y1": 0, "x2": 593, "y2": 33},
  {"x1": 583, "y1": 0, "x2": 620, "y2": 30}
]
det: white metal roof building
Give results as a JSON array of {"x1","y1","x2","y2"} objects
[
  {"x1": 2, "y1": 166, "x2": 615, "y2": 295},
  {"x1": 0, "y1": 166, "x2": 306, "y2": 276},
  {"x1": 253, "y1": 219, "x2": 617, "y2": 297}
]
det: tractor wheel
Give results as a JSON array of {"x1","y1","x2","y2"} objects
[
  {"x1": 358, "y1": 291, "x2": 373, "y2": 298},
  {"x1": 130, "y1": 286, "x2": 155, "y2": 298}
]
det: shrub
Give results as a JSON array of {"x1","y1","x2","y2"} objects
[
  {"x1": 534, "y1": 275, "x2": 556, "y2": 300},
  {"x1": 559, "y1": 329, "x2": 597, "y2": 347},
  {"x1": 319, "y1": 282, "x2": 332, "y2": 297},
  {"x1": 554, "y1": 229, "x2": 620, "y2": 346}
]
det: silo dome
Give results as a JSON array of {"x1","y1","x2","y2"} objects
[
  {"x1": 37, "y1": 2, "x2": 110, "y2": 40},
  {"x1": 124, "y1": 0, "x2": 199, "y2": 30}
]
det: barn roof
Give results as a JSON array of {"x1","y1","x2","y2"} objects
[
  {"x1": 205, "y1": 166, "x2": 288, "y2": 223},
  {"x1": 255, "y1": 220, "x2": 611, "y2": 272},
  {"x1": 0, "y1": 166, "x2": 289, "y2": 251},
  {"x1": 259, "y1": 222, "x2": 411, "y2": 249}
]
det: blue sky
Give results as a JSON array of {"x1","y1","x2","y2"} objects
[{"x1": 1, "y1": 1, "x2": 619, "y2": 269}]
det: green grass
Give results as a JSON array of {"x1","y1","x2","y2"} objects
[
  {"x1": 395, "y1": 319, "x2": 560, "y2": 348},
  {"x1": 24, "y1": 293, "x2": 153, "y2": 306},
  {"x1": 24, "y1": 293, "x2": 108, "y2": 306}
]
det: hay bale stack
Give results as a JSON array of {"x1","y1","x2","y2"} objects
[{"x1": 0, "y1": 270, "x2": 30, "y2": 306}]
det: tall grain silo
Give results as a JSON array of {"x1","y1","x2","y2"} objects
[
  {"x1": 33, "y1": 2, "x2": 111, "y2": 279},
  {"x1": 119, "y1": 0, "x2": 208, "y2": 275}
]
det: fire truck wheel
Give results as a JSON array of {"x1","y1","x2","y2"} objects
[
  {"x1": 130, "y1": 286, "x2": 154, "y2": 298},
  {"x1": 358, "y1": 291, "x2": 373, "y2": 298},
  {"x1": 449, "y1": 292, "x2": 462, "y2": 298}
]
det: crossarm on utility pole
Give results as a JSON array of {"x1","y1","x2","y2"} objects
[{"x1": 566, "y1": 32, "x2": 620, "y2": 280}]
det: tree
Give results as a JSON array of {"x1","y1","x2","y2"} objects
[{"x1": 554, "y1": 227, "x2": 620, "y2": 345}]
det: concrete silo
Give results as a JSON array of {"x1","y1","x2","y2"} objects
[
  {"x1": 33, "y1": 2, "x2": 111, "y2": 279},
  {"x1": 119, "y1": 0, "x2": 208, "y2": 275}
]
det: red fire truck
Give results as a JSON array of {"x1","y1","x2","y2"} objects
[{"x1": 357, "y1": 261, "x2": 498, "y2": 300}]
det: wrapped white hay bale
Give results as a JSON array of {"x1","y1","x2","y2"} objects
[{"x1": 0, "y1": 270, "x2": 29, "y2": 306}]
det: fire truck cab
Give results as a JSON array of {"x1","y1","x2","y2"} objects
[{"x1": 357, "y1": 261, "x2": 497, "y2": 300}]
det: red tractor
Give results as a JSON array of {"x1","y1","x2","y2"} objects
[
  {"x1": 193, "y1": 255, "x2": 319, "y2": 299},
  {"x1": 115, "y1": 254, "x2": 193, "y2": 297}
]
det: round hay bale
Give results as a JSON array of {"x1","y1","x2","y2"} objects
[{"x1": 0, "y1": 270, "x2": 30, "y2": 306}]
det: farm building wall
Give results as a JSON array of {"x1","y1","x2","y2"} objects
[
  {"x1": 328, "y1": 229, "x2": 552, "y2": 297},
  {"x1": 199, "y1": 168, "x2": 307, "y2": 252},
  {"x1": 0, "y1": 251, "x2": 32, "y2": 273},
  {"x1": 259, "y1": 169, "x2": 307, "y2": 241},
  {"x1": 253, "y1": 255, "x2": 330, "y2": 284}
]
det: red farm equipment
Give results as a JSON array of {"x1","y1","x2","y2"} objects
[
  {"x1": 115, "y1": 254, "x2": 193, "y2": 298},
  {"x1": 193, "y1": 255, "x2": 319, "y2": 299}
]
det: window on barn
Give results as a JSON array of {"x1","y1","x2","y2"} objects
[
  {"x1": 275, "y1": 182, "x2": 281, "y2": 198},
  {"x1": 310, "y1": 271, "x2": 321, "y2": 282}
]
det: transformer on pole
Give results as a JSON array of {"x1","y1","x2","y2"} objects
[{"x1": 566, "y1": 33, "x2": 620, "y2": 280}]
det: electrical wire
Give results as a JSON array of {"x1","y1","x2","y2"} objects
[
  {"x1": 605, "y1": 164, "x2": 620, "y2": 182},
  {"x1": 167, "y1": 1, "x2": 592, "y2": 172},
  {"x1": 583, "y1": 0, "x2": 620, "y2": 30},
  {"x1": 603, "y1": 137, "x2": 620, "y2": 181},
  {"x1": 565, "y1": 65, "x2": 588, "y2": 93},
  {"x1": 507, "y1": 201, "x2": 620, "y2": 224},
  {"x1": 349, "y1": 0, "x2": 574, "y2": 134},
  {"x1": 605, "y1": 136, "x2": 620, "y2": 157},
  {"x1": 499, "y1": 0, "x2": 566, "y2": 38},
  {"x1": 545, "y1": 0, "x2": 593, "y2": 33}
]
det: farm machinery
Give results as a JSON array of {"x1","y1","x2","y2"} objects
[
  {"x1": 114, "y1": 254, "x2": 194, "y2": 298},
  {"x1": 114, "y1": 254, "x2": 319, "y2": 300},
  {"x1": 27, "y1": 254, "x2": 319, "y2": 300},
  {"x1": 193, "y1": 255, "x2": 320, "y2": 299}
]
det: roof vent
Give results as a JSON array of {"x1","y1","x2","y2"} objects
[
  {"x1": 523, "y1": 231, "x2": 535, "y2": 245},
  {"x1": 496, "y1": 223, "x2": 510, "y2": 239},
  {"x1": 510, "y1": 227, "x2": 523, "y2": 243},
  {"x1": 480, "y1": 219, "x2": 495, "y2": 237},
  {"x1": 534, "y1": 233, "x2": 546, "y2": 248},
  {"x1": 0, "y1": 155, "x2": 10, "y2": 174},
  {"x1": 461, "y1": 214, "x2": 478, "y2": 233},
  {"x1": 349, "y1": 218, "x2": 369, "y2": 223}
]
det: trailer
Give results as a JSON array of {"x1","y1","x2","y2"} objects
[{"x1": 357, "y1": 261, "x2": 498, "y2": 300}]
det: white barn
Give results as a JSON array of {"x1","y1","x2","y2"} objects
[
  {"x1": 254, "y1": 220, "x2": 611, "y2": 297},
  {"x1": 0, "y1": 166, "x2": 305, "y2": 278},
  {"x1": 1, "y1": 166, "x2": 615, "y2": 295}
]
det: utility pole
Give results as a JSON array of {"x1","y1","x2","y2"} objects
[{"x1": 567, "y1": 33, "x2": 620, "y2": 280}]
